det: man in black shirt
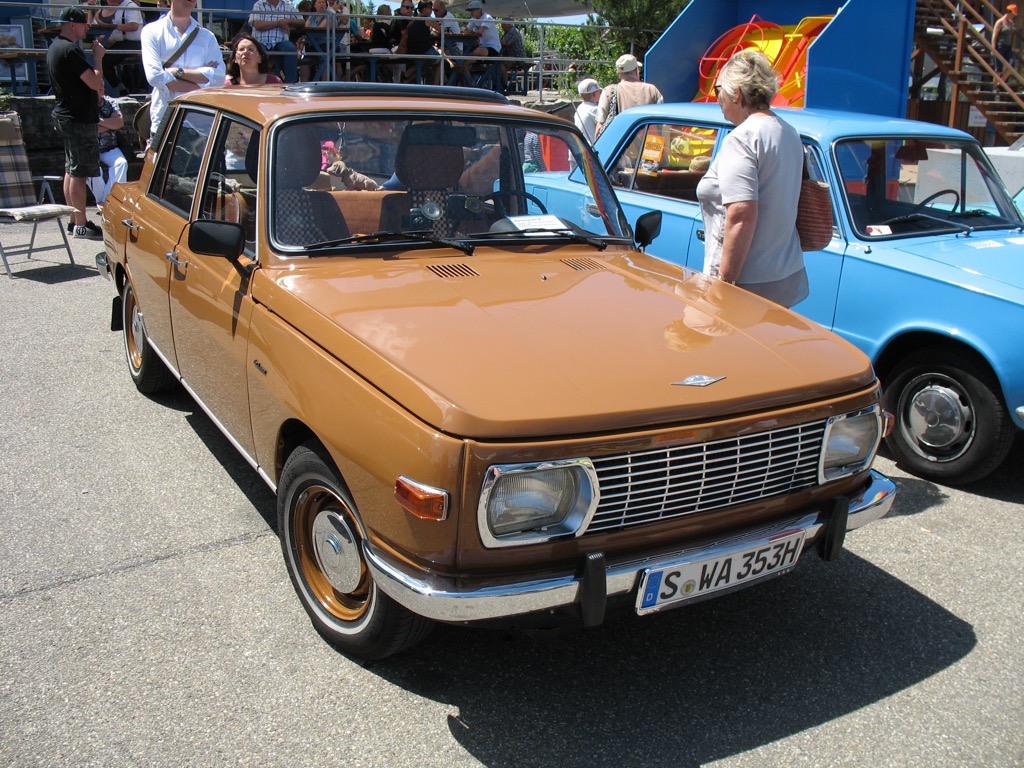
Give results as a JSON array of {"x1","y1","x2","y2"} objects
[{"x1": 46, "y1": 7, "x2": 107, "y2": 239}]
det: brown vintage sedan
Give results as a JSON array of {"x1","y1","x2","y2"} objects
[{"x1": 97, "y1": 83, "x2": 896, "y2": 660}]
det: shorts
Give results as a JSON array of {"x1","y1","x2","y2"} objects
[{"x1": 56, "y1": 119, "x2": 100, "y2": 178}]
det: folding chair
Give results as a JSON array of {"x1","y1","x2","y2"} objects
[{"x1": 0, "y1": 115, "x2": 77, "y2": 278}]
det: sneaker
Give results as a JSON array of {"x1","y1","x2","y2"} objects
[
  {"x1": 66, "y1": 221, "x2": 74, "y2": 234},
  {"x1": 73, "y1": 221, "x2": 103, "y2": 240}
]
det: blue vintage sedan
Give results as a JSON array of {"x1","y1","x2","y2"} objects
[{"x1": 528, "y1": 103, "x2": 1024, "y2": 485}]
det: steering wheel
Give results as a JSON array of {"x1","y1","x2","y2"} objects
[
  {"x1": 482, "y1": 190, "x2": 548, "y2": 218},
  {"x1": 912, "y1": 188, "x2": 960, "y2": 214}
]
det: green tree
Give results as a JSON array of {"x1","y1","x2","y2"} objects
[{"x1": 588, "y1": 0, "x2": 691, "y2": 59}]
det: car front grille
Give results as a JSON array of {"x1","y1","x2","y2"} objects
[{"x1": 585, "y1": 420, "x2": 827, "y2": 534}]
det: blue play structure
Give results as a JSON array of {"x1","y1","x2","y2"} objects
[{"x1": 644, "y1": 0, "x2": 917, "y2": 119}]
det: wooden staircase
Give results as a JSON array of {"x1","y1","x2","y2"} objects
[{"x1": 913, "y1": 0, "x2": 1024, "y2": 144}]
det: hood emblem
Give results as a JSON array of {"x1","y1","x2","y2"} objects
[{"x1": 673, "y1": 375, "x2": 725, "y2": 387}]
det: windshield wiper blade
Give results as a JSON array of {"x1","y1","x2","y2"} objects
[
  {"x1": 882, "y1": 212, "x2": 975, "y2": 235},
  {"x1": 470, "y1": 227, "x2": 608, "y2": 250},
  {"x1": 305, "y1": 230, "x2": 475, "y2": 256}
]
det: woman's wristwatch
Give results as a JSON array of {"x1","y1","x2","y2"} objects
[{"x1": 174, "y1": 67, "x2": 185, "y2": 79}]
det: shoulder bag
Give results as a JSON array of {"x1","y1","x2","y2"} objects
[
  {"x1": 796, "y1": 147, "x2": 832, "y2": 252},
  {"x1": 594, "y1": 85, "x2": 617, "y2": 140},
  {"x1": 133, "y1": 27, "x2": 200, "y2": 148}
]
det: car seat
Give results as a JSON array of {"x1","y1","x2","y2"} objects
[
  {"x1": 378, "y1": 124, "x2": 466, "y2": 238},
  {"x1": 273, "y1": 124, "x2": 350, "y2": 248}
]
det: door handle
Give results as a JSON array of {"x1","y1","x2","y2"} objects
[
  {"x1": 121, "y1": 218, "x2": 140, "y2": 233},
  {"x1": 585, "y1": 203, "x2": 600, "y2": 216},
  {"x1": 165, "y1": 251, "x2": 189, "y2": 268},
  {"x1": 696, "y1": 229, "x2": 705, "y2": 242}
]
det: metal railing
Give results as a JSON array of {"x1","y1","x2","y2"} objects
[{"x1": 0, "y1": 1, "x2": 621, "y2": 101}]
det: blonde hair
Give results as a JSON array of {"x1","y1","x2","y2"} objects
[{"x1": 717, "y1": 50, "x2": 780, "y2": 110}]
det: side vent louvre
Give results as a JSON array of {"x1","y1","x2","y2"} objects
[
  {"x1": 561, "y1": 257, "x2": 606, "y2": 271},
  {"x1": 426, "y1": 263, "x2": 480, "y2": 279}
]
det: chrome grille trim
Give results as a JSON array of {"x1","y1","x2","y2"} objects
[{"x1": 586, "y1": 420, "x2": 827, "y2": 534}]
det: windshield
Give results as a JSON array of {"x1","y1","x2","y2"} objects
[
  {"x1": 268, "y1": 116, "x2": 629, "y2": 253},
  {"x1": 834, "y1": 137, "x2": 1023, "y2": 238}
]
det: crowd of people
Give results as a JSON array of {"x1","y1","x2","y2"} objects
[{"x1": 45, "y1": 0, "x2": 668, "y2": 246}]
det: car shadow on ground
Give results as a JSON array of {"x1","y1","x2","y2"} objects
[
  {"x1": 170, "y1": 390, "x2": 981, "y2": 767},
  {"x1": 369, "y1": 553, "x2": 976, "y2": 768},
  {"x1": 878, "y1": 437, "x2": 1024, "y2": 505}
]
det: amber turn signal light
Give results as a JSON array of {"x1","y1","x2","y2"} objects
[{"x1": 395, "y1": 476, "x2": 449, "y2": 521}]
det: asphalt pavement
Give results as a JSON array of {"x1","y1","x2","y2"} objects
[{"x1": 1, "y1": 218, "x2": 1022, "y2": 767}]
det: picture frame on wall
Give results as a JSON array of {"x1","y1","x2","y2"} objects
[{"x1": 0, "y1": 25, "x2": 28, "y2": 84}]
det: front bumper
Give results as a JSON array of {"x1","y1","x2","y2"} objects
[{"x1": 365, "y1": 469, "x2": 897, "y2": 624}]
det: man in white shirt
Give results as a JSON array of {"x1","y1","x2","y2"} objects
[
  {"x1": 141, "y1": 0, "x2": 225, "y2": 143},
  {"x1": 430, "y1": 0, "x2": 461, "y2": 56},
  {"x1": 464, "y1": 0, "x2": 499, "y2": 57},
  {"x1": 249, "y1": 0, "x2": 303, "y2": 83},
  {"x1": 574, "y1": 77, "x2": 601, "y2": 143}
]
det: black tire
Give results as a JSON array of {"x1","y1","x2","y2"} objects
[
  {"x1": 121, "y1": 278, "x2": 175, "y2": 394},
  {"x1": 278, "y1": 442, "x2": 434, "y2": 660},
  {"x1": 883, "y1": 348, "x2": 1013, "y2": 485}
]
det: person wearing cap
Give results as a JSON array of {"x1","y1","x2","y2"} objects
[
  {"x1": 46, "y1": 7, "x2": 107, "y2": 240},
  {"x1": 993, "y1": 4, "x2": 1018, "y2": 73},
  {"x1": 595, "y1": 53, "x2": 663, "y2": 139},
  {"x1": 574, "y1": 78, "x2": 601, "y2": 143},
  {"x1": 464, "y1": 0, "x2": 500, "y2": 58},
  {"x1": 141, "y1": 0, "x2": 225, "y2": 143}
]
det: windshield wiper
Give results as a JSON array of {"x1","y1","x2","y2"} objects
[
  {"x1": 469, "y1": 227, "x2": 608, "y2": 250},
  {"x1": 305, "y1": 230, "x2": 475, "y2": 256},
  {"x1": 882, "y1": 212, "x2": 975, "y2": 235}
]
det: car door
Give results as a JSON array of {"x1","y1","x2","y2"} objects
[
  {"x1": 167, "y1": 116, "x2": 261, "y2": 459},
  {"x1": 121, "y1": 107, "x2": 215, "y2": 374},
  {"x1": 602, "y1": 119, "x2": 722, "y2": 268}
]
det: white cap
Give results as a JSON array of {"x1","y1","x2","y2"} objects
[
  {"x1": 615, "y1": 54, "x2": 641, "y2": 73},
  {"x1": 577, "y1": 78, "x2": 601, "y2": 95},
  {"x1": 466, "y1": 0, "x2": 483, "y2": 9}
]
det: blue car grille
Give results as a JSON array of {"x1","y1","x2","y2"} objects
[{"x1": 586, "y1": 420, "x2": 827, "y2": 534}]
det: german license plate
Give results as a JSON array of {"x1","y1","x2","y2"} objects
[{"x1": 636, "y1": 529, "x2": 806, "y2": 615}]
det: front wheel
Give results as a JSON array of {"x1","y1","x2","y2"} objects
[
  {"x1": 883, "y1": 348, "x2": 1013, "y2": 485},
  {"x1": 278, "y1": 442, "x2": 433, "y2": 660}
]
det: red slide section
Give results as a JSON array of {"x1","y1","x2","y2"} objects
[{"x1": 694, "y1": 14, "x2": 832, "y2": 108}]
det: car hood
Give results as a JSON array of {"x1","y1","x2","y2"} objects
[
  {"x1": 253, "y1": 246, "x2": 875, "y2": 438},
  {"x1": 894, "y1": 232, "x2": 1024, "y2": 290}
]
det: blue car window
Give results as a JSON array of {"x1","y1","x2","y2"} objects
[{"x1": 610, "y1": 122, "x2": 718, "y2": 203}]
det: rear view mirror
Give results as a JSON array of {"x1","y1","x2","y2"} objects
[
  {"x1": 188, "y1": 220, "x2": 246, "y2": 262},
  {"x1": 634, "y1": 210, "x2": 662, "y2": 251}
]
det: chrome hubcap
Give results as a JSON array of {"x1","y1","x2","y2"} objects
[
  {"x1": 311, "y1": 510, "x2": 361, "y2": 594},
  {"x1": 901, "y1": 376, "x2": 973, "y2": 462}
]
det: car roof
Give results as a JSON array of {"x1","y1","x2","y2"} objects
[
  {"x1": 176, "y1": 82, "x2": 564, "y2": 127},
  {"x1": 613, "y1": 102, "x2": 976, "y2": 144}
]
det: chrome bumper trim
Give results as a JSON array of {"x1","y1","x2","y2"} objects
[
  {"x1": 95, "y1": 252, "x2": 111, "y2": 280},
  {"x1": 365, "y1": 470, "x2": 896, "y2": 624}
]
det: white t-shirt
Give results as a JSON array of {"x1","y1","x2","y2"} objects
[
  {"x1": 696, "y1": 112, "x2": 804, "y2": 287},
  {"x1": 467, "y1": 12, "x2": 499, "y2": 52},
  {"x1": 574, "y1": 101, "x2": 599, "y2": 143}
]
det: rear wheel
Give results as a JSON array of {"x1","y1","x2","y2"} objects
[
  {"x1": 121, "y1": 278, "x2": 175, "y2": 394},
  {"x1": 278, "y1": 442, "x2": 433, "y2": 660},
  {"x1": 884, "y1": 348, "x2": 1013, "y2": 485}
]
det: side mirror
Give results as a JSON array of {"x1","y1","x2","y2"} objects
[
  {"x1": 188, "y1": 220, "x2": 246, "y2": 262},
  {"x1": 634, "y1": 210, "x2": 662, "y2": 251}
]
